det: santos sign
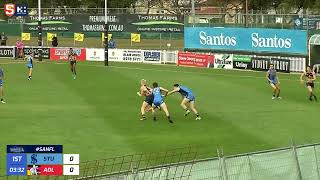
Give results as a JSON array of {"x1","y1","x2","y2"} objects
[{"x1": 184, "y1": 27, "x2": 307, "y2": 55}]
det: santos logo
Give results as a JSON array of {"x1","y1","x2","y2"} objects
[
  {"x1": 251, "y1": 33, "x2": 291, "y2": 49},
  {"x1": 199, "y1": 31, "x2": 292, "y2": 49},
  {"x1": 199, "y1": 31, "x2": 236, "y2": 46}
]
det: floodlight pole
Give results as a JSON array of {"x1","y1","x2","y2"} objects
[
  {"x1": 191, "y1": 0, "x2": 195, "y2": 27},
  {"x1": 104, "y1": 0, "x2": 109, "y2": 66},
  {"x1": 38, "y1": 0, "x2": 43, "y2": 61},
  {"x1": 245, "y1": 0, "x2": 248, "y2": 28}
]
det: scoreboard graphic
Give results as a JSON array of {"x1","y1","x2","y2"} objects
[{"x1": 6, "y1": 145, "x2": 79, "y2": 176}]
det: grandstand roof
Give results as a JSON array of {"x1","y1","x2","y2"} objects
[{"x1": 309, "y1": 34, "x2": 320, "y2": 45}]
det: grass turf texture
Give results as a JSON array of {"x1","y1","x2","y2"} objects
[{"x1": 0, "y1": 60, "x2": 319, "y2": 167}]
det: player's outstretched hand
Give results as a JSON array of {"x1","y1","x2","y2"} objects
[{"x1": 137, "y1": 92, "x2": 141, "y2": 96}]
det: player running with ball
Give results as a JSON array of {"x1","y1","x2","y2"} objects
[
  {"x1": 300, "y1": 66, "x2": 317, "y2": 101},
  {"x1": 167, "y1": 84, "x2": 201, "y2": 120}
]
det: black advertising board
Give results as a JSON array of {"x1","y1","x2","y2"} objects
[{"x1": 21, "y1": 14, "x2": 184, "y2": 33}]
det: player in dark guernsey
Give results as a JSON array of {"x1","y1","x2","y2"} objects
[
  {"x1": 137, "y1": 79, "x2": 154, "y2": 121},
  {"x1": 300, "y1": 66, "x2": 317, "y2": 101},
  {"x1": 167, "y1": 84, "x2": 201, "y2": 120},
  {"x1": 0, "y1": 67, "x2": 5, "y2": 103},
  {"x1": 266, "y1": 64, "x2": 281, "y2": 99},
  {"x1": 68, "y1": 48, "x2": 77, "y2": 79}
]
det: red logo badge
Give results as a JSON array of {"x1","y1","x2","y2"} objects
[{"x1": 4, "y1": 4, "x2": 16, "y2": 17}]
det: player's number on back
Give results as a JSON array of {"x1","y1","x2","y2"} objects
[
  {"x1": 70, "y1": 156, "x2": 74, "y2": 162},
  {"x1": 70, "y1": 167, "x2": 74, "y2": 172}
]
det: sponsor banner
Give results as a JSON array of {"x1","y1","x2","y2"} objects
[
  {"x1": 86, "y1": 48, "x2": 105, "y2": 61},
  {"x1": 24, "y1": 47, "x2": 50, "y2": 59},
  {"x1": 233, "y1": 55, "x2": 252, "y2": 69},
  {"x1": 50, "y1": 48, "x2": 86, "y2": 61},
  {"x1": 108, "y1": 49, "x2": 123, "y2": 62},
  {"x1": 251, "y1": 57, "x2": 271, "y2": 71},
  {"x1": 143, "y1": 50, "x2": 161, "y2": 64},
  {"x1": 184, "y1": 27, "x2": 307, "y2": 55},
  {"x1": 213, "y1": 54, "x2": 233, "y2": 69},
  {"x1": 270, "y1": 58, "x2": 290, "y2": 73},
  {"x1": 122, "y1": 50, "x2": 143, "y2": 62},
  {"x1": 294, "y1": 16, "x2": 320, "y2": 30},
  {"x1": 177, "y1": 52, "x2": 214, "y2": 68},
  {"x1": 20, "y1": 15, "x2": 184, "y2": 33},
  {"x1": 0, "y1": 47, "x2": 15, "y2": 58},
  {"x1": 251, "y1": 57, "x2": 290, "y2": 73}
]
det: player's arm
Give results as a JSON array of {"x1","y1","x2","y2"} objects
[
  {"x1": 300, "y1": 72, "x2": 305, "y2": 83},
  {"x1": 167, "y1": 88, "x2": 180, "y2": 96},
  {"x1": 266, "y1": 71, "x2": 271, "y2": 82},
  {"x1": 276, "y1": 76, "x2": 280, "y2": 84},
  {"x1": 160, "y1": 87, "x2": 169, "y2": 96},
  {"x1": 137, "y1": 87, "x2": 144, "y2": 97},
  {"x1": 312, "y1": 72, "x2": 316, "y2": 81}
]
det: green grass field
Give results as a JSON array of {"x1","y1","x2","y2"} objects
[{"x1": 0, "y1": 60, "x2": 319, "y2": 170}]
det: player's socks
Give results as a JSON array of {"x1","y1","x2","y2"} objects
[
  {"x1": 314, "y1": 95, "x2": 318, "y2": 102},
  {"x1": 277, "y1": 90, "x2": 281, "y2": 98},
  {"x1": 140, "y1": 115, "x2": 146, "y2": 121},
  {"x1": 309, "y1": 95, "x2": 313, "y2": 101},
  {"x1": 168, "y1": 116, "x2": 173, "y2": 123},
  {"x1": 195, "y1": 114, "x2": 201, "y2": 120},
  {"x1": 184, "y1": 109, "x2": 191, "y2": 116},
  {"x1": 153, "y1": 116, "x2": 157, "y2": 121}
]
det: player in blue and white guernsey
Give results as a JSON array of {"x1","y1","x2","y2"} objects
[
  {"x1": 26, "y1": 52, "x2": 34, "y2": 80},
  {"x1": 266, "y1": 64, "x2": 281, "y2": 100},
  {"x1": 167, "y1": 84, "x2": 201, "y2": 120},
  {"x1": 152, "y1": 82, "x2": 173, "y2": 123},
  {"x1": 0, "y1": 67, "x2": 6, "y2": 103}
]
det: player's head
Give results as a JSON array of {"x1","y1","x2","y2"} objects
[
  {"x1": 307, "y1": 66, "x2": 312, "y2": 72},
  {"x1": 140, "y1": 79, "x2": 146, "y2": 85},
  {"x1": 152, "y1": 82, "x2": 159, "y2": 88},
  {"x1": 69, "y1": 48, "x2": 73, "y2": 51},
  {"x1": 173, "y1": 84, "x2": 180, "y2": 90},
  {"x1": 269, "y1": 64, "x2": 274, "y2": 69}
]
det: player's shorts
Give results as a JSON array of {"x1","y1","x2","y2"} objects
[
  {"x1": 269, "y1": 80, "x2": 278, "y2": 85},
  {"x1": 144, "y1": 95, "x2": 154, "y2": 106},
  {"x1": 153, "y1": 99, "x2": 164, "y2": 107},
  {"x1": 70, "y1": 61, "x2": 76, "y2": 66},
  {"x1": 27, "y1": 65, "x2": 33, "y2": 69},
  {"x1": 0, "y1": 79, "x2": 3, "y2": 86},
  {"x1": 306, "y1": 82, "x2": 315, "y2": 88},
  {"x1": 185, "y1": 94, "x2": 195, "y2": 102}
]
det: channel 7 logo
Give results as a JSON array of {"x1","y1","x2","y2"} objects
[{"x1": 4, "y1": 4, "x2": 28, "y2": 17}]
